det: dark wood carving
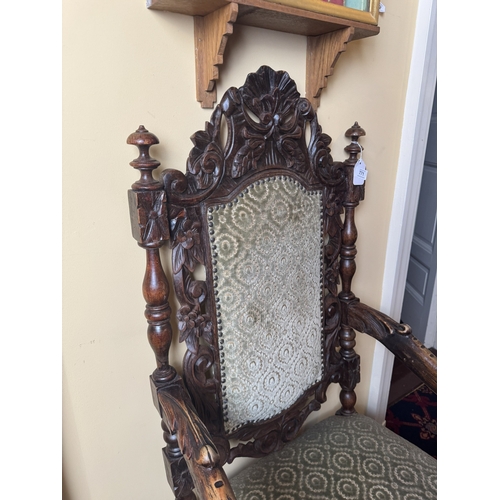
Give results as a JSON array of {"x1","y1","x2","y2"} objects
[
  {"x1": 127, "y1": 66, "x2": 437, "y2": 499},
  {"x1": 347, "y1": 301, "x2": 437, "y2": 393},
  {"x1": 161, "y1": 423, "x2": 196, "y2": 499},
  {"x1": 160, "y1": 67, "x2": 350, "y2": 463},
  {"x1": 151, "y1": 375, "x2": 236, "y2": 499},
  {"x1": 335, "y1": 123, "x2": 365, "y2": 415},
  {"x1": 128, "y1": 127, "x2": 236, "y2": 498},
  {"x1": 127, "y1": 126, "x2": 175, "y2": 385}
]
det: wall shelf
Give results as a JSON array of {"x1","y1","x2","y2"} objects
[{"x1": 147, "y1": 0, "x2": 380, "y2": 108}]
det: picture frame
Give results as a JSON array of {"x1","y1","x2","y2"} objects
[{"x1": 264, "y1": 0, "x2": 380, "y2": 25}]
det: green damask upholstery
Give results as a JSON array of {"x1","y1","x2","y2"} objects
[
  {"x1": 209, "y1": 176, "x2": 324, "y2": 434},
  {"x1": 230, "y1": 414, "x2": 437, "y2": 500}
]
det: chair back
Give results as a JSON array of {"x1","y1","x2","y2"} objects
[{"x1": 158, "y1": 66, "x2": 365, "y2": 464}]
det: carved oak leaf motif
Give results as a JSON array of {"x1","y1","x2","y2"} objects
[
  {"x1": 308, "y1": 117, "x2": 343, "y2": 185},
  {"x1": 232, "y1": 128, "x2": 265, "y2": 178},
  {"x1": 279, "y1": 131, "x2": 306, "y2": 171},
  {"x1": 137, "y1": 191, "x2": 169, "y2": 246},
  {"x1": 172, "y1": 217, "x2": 203, "y2": 274}
]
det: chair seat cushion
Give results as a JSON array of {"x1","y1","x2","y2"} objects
[{"x1": 230, "y1": 413, "x2": 436, "y2": 500}]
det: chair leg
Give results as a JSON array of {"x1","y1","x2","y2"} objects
[{"x1": 162, "y1": 422, "x2": 196, "y2": 499}]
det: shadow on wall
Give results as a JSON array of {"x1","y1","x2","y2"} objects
[{"x1": 62, "y1": 470, "x2": 70, "y2": 500}]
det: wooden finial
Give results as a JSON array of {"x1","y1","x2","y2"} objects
[
  {"x1": 344, "y1": 122, "x2": 366, "y2": 162},
  {"x1": 127, "y1": 125, "x2": 162, "y2": 190},
  {"x1": 345, "y1": 121, "x2": 366, "y2": 141},
  {"x1": 127, "y1": 126, "x2": 168, "y2": 248}
]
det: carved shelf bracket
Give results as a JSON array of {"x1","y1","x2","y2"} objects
[
  {"x1": 306, "y1": 26, "x2": 354, "y2": 110},
  {"x1": 194, "y1": 2, "x2": 239, "y2": 108},
  {"x1": 148, "y1": 0, "x2": 379, "y2": 109}
]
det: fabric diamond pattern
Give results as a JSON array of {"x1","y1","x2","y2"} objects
[
  {"x1": 209, "y1": 176, "x2": 324, "y2": 433},
  {"x1": 230, "y1": 414, "x2": 437, "y2": 500}
]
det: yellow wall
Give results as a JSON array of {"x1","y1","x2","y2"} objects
[{"x1": 62, "y1": 0, "x2": 418, "y2": 498}]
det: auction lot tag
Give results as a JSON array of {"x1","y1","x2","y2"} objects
[{"x1": 353, "y1": 158, "x2": 368, "y2": 185}]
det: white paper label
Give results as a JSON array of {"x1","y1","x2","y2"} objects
[
  {"x1": 353, "y1": 158, "x2": 368, "y2": 185},
  {"x1": 379, "y1": 3, "x2": 386, "y2": 13}
]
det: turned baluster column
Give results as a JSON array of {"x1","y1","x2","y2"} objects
[
  {"x1": 128, "y1": 127, "x2": 200, "y2": 499},
  {"x1": 127, "y1": 125, "x2": 176, "y2": 385},
  {"x1": 337, "y1": 122, "x2": 366, "y2": 415}
]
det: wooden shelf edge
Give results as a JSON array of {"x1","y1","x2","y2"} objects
[
  {"x1": 148, "y1": 0, "x2": 379, "y2": 37},
  {"x1": 147, "y1": 0, "x2": 229, "y2": 17}
]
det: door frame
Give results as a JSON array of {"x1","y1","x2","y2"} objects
[{"x1": 366, "y1": 0, "x2": 437, "y2": 423}]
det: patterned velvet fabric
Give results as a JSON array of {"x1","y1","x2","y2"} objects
[
  {"x1": 230, "y1": 414, "x2": 437, "y2": 500},
  {"x1": 209, "y1": 176, "x2": 324, "y2": 433}
]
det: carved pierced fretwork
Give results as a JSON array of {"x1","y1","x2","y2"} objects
[{"x1": 168, "y1": 204, "x2": 222, "y2": 433}]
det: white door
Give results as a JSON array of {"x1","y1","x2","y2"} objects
[{"x1": 400, "y1": 87, "x2": 437, "y2": 347}]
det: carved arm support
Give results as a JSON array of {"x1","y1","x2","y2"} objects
[
  {"x1": 347, "y1": 300, "x2": 437, "y2": 393},
  {"x1": 151, "y1": 376, "x2": 236, "y2": 500}
]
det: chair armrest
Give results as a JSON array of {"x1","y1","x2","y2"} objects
[
  {"x1": 151, "y1": 375, "x2": 236, "y2": 499},
  {"x1": 347, "y1": 301, "x2": 437, "y2": 393}
]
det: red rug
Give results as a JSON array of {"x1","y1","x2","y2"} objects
[{"x1": 385, "y1": 384, "x2": 437, "y2": 459}]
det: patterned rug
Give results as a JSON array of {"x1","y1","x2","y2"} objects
[{"x1": 385, "y1": 384, "x2": 437, "y2": 459}]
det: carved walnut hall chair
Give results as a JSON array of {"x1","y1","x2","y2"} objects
[{"x1": 127, "y1": 66, "x2": 437, "y2": 500}]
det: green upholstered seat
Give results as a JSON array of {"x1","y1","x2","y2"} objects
[{"x1": 230, "y1": 414, "x2": 437, "y2": 500}]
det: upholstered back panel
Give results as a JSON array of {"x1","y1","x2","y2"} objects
[{"x1": 208, "y1": 176, "x2": 324, "y2": 433}]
